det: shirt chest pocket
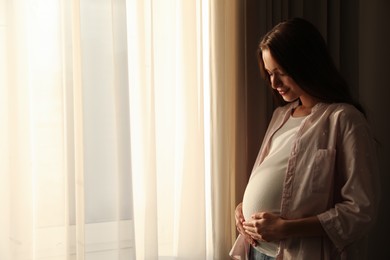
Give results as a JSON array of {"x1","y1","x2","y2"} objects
[{"x1": 310, "y1": 149, "x2": 336, "y2": 193}]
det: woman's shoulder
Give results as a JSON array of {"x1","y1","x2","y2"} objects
[
  {"x1": 325, "y1": 103, "x2": 365, "y2": 117},
  {"x1": 322, "y1": 102, "x2": 368, "y2": 127}
]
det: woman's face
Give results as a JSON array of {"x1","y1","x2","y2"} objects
[{"x1": 262, "y1": 49, "x2": 305, "y2": 103}]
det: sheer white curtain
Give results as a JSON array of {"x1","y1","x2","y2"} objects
[
  {"x1": 127, "y1": 0, "x2": 246, "y2": 258},
  {"x1": 127, "y1": 0, "x2": 209, "y2": 258},
  {"x1": 1, "y1": 0, "x2": 134, "y2": 259},
  {"x1": 0, "y1": 0, "x2": 245, "y2": 259}
]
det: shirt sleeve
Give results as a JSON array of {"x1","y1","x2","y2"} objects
[{"x1": 317, "y1": 106, "x2": 380, "y2": 251}]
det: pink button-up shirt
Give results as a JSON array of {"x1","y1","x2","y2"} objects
[{"x1": 230, "y1": 101, "x2": 379, "y2": 260}]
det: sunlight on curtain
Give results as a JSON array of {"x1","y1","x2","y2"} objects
[
  {"x1": 127, "y1": 0, "x2": 245, "y2": 259},
  {"x1": 126, "y1": 0, "x2": 211, "y2": 258},
  {"x1": 1, "y1": 0, "x2": 134, "y2": 259},
  {"x1": 1, "y1": 0, "x2": 245, "y2": 259}
]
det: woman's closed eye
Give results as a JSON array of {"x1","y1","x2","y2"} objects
[{"x1": 267, "y1": 69, "x2": 286, "y2": 77}]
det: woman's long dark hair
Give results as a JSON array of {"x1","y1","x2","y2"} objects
[{"x1": 257, "y1": 17, "x2": 365, "y2": 115}]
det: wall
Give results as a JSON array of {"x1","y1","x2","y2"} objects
[{"x1": 359, "y1": 0, "x2": 390, "y2": 258}]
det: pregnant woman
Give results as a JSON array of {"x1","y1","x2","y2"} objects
[{"x1": 230, "y1": 18, "x2": 379, "y2": 260}]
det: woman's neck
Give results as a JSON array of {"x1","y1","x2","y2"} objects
[{"x1": 292, "y1": 97, "x2": 319, "y2": 117}]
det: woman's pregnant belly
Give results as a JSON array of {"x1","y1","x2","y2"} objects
[
  {"x1": 242, "y1": 161, "x2": 285, "y2": 221},
  {"x1": 241, "y1": 161, "x2": 286, "y2": 257}
]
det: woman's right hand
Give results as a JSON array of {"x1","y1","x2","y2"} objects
[{"x1": 235, "y1": 202, "x2": 257, "y2": 247}]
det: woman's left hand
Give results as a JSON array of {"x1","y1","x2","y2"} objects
[{"x1": 243, "y1": 212, "x2": 286, "y2": 242}]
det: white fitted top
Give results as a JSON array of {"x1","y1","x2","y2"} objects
[{"x1": 242, "y1": 115, "x2": 305, "y2": 257}]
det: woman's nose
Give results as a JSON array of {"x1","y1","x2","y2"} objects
[{"x1": 271, "y1": 75, "x2": 281, "y2": 89}]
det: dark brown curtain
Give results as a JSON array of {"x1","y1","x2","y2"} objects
[{"x1": 241, "y1": 0, "x2": 390, "y2": 258}]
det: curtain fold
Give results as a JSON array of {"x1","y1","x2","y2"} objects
[
  {"x1": 70, "y1": 0, "x2": 85, "y2": 258},
  {"x1": 209, "y1": 0, "x2": 246, "y2": 258}
]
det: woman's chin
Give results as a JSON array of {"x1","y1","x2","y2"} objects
[{"x1": 281, "y1": 94, "x2": 299, "y2": 103}]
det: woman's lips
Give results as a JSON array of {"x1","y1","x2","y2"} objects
[{"x1": 278, "y1": 89, "x2": 288, "y2": 95}]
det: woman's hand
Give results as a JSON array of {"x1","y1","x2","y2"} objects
[
  {"x1": 235, "y1": 203, "x2": 257, "y2": 247},
  {"x1": 243, "y1": 212, "x2": 325, "y2": 242},
  {"x1": 243, "y1": 212, "x2": 286, "y2": 242}
]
